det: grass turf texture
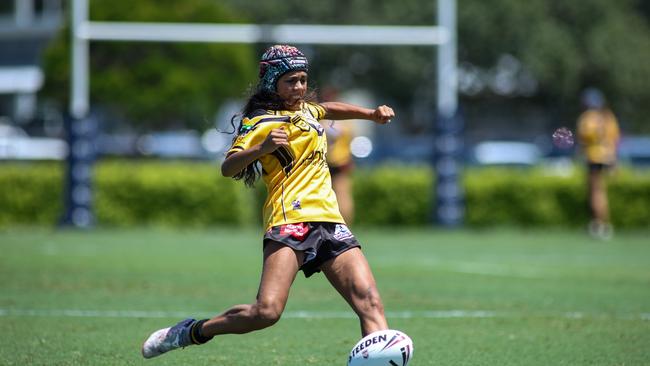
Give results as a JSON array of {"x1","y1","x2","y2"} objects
[{"x1": 0, "y1": 228, "x2": 648, "y2": 365}]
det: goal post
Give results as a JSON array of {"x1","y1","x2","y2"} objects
[{"x1": 64, "y1": 0, "x2": 462, "y2": 228}]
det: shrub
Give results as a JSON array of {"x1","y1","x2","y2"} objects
[
  {"x1": 94, "y1": 161, "x2": 256, "y2": 227},
  {"x1": 0, "y1": 162, "x2": 63, "y2": 226},
  {"x1": 0, "y1": 161, "x2": 648, "y2": 229},
  {"x1": 463, "y1": 167, "x2": 650, "y2": 229},
  {"x1": 353, "y1": 165, "x2": 433, "y2": 226},
  {"x1": 463, "y1": 168, "x2": 588, "y2": 227}
]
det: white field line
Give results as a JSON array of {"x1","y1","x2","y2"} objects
[{"x1": 0, "y1": 308, "x2": 648, "y2": 321}]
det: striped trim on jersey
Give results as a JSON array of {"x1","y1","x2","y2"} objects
[{"x1": 272, "y1": 146, "x2": 295, "y2": 175}]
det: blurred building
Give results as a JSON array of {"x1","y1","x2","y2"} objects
[{"x1": 0, "y1": 0, "x2": 62, "y2": 125}]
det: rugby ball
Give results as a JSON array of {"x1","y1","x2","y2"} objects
[{"x1": 348, "y1": 329, "x2": 414, "y2": 366}]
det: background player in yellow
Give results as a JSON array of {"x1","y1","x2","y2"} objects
[
  {"x1": 576, "y1": 88, "x2": 621, "y2": 239},
  {"x1": 142, "y1": 45, "x2": 396, "y2": 359},
  {"x1": 321, "y1": 86, "x2": 357, "y2": 224}
]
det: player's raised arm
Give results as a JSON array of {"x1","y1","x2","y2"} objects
[{"x1": 320, "y1": 102, "x2": 394, "y2": 124}]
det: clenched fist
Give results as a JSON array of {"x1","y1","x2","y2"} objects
[
  {"x1": 260, "y1": 127, "x2": 290, "y2": 154},
  {"x1": 372, "y1": 105, "x2": 395, "y2": 125}
]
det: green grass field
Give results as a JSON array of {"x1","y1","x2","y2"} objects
[{"x1": 1, "y1": 227, "x2": 649, "y2": 365}]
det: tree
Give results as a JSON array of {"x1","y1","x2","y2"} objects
[
  {"x1": 459, "y1": 0, "x2": 650, "y2": 130},
  {"x1": 225, "y1": 0, "x2": 650, "y2": 132},
  {"x1": 42, "y1": 0, "x2": 258, "y2": 130},
  {"x1": 43, "y1": 0, "x2": 650, "y2": 133}
]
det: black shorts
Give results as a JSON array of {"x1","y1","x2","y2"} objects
[
  {"x1": 263, "y1": 222, "x2": 360, "y2": 277},
  {"x1": 588, "y1": 163, "x2": 611, "y2": 172},
  {"x1": 329, "y1": 161, "x2": 354, "y2": 177}
]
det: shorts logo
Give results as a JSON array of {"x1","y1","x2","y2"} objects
[
  {"x1": 280, "y1": 223, "x2": 309, "y2": 240},
  {"x1": 292, "y1": 200, "x2": 302, "y2": 210},
  {"x1": 334, "y1": 224, "x2": 354, "y2": 241},
  {"x1": 304, "y1": 248, "x2": 317, "y2": 263}
]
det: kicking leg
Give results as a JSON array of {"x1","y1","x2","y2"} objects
[
  {"x1": 142, "y1": 241, "x2": 303, "y2": 358},
  {"x1": 201, "y1": 242, "x2": 303, "y2": 335},
  {"x1": 321, "y1": 247, "x2": 388, "y2": 336}
]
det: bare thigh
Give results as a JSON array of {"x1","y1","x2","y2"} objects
[
  {"x1": 320, "y1": 247, "x2": 388, "y2": 335},
  {"x1": 256, "y1": 241, "x2": 305, "y2": 307}
]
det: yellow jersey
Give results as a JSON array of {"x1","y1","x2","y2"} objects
[
  {"x1": 325, "y1": 121, "x2": 354, "y2": 168},
  {"x1": 577, "y1": 109, "x2": 620, "y2": 165},
  {"x1": 228, "y1": 102, "x2": 345, "y2": 230}
]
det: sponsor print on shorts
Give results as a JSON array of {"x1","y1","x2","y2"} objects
[
  {"x1": 334, "y1": 224, "x2": 354, "y2": 241},
  {"x1": 280, "y1": 223, "x2": 310, "y2": 240}
]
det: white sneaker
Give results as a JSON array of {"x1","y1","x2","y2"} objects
[{"x1": 142, "y1": 318, "x2": 195, "y2": 359}]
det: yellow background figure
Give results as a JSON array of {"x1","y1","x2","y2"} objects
[
  {"x1": 326, "y1": 121, "x2": 355, "y2": 224},
  {"x1": 576, "y1": 88, "x2": 620, "y2": 239},
  {"x1": 321, "y1": 87, "x2": 356, "y2": 225}
]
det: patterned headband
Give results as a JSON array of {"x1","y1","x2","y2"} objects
[{"x1": 258, "y1": 45, "x2": 309, "y2": 92}]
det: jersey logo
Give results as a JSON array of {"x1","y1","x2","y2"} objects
[
  {"x1": 238, "y1": 123, "x2": 255, "y2": 137},
  {"x1": 291, "y1": 115, "x2": 324, "y2": 136},
  {"x1": 291, "y1": 115, "x2": 311, "y2": 132},
  {"x1": 291, "y1": 200, "x2": 302, "y2": 210}
]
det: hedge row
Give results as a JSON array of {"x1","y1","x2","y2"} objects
[
  {"x1": 0, "y1": 163, "x2": 63, "y2": 227},
  {"x1": 1, "y1": 161, "x2": 649, "y2": 229},
  {"x1": 0, "y1": 161, "x2": 255, "y2": 228},
  {"x1": 355, "y1": 165, "x2": 650, "y2": 229},
  {"x1": 95, "y1": 161, "x2": 255, "y2": 227}
]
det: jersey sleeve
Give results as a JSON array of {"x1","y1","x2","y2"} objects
[{"x1": 305, "y1": 102, "x2": 326, "y2": 121}]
